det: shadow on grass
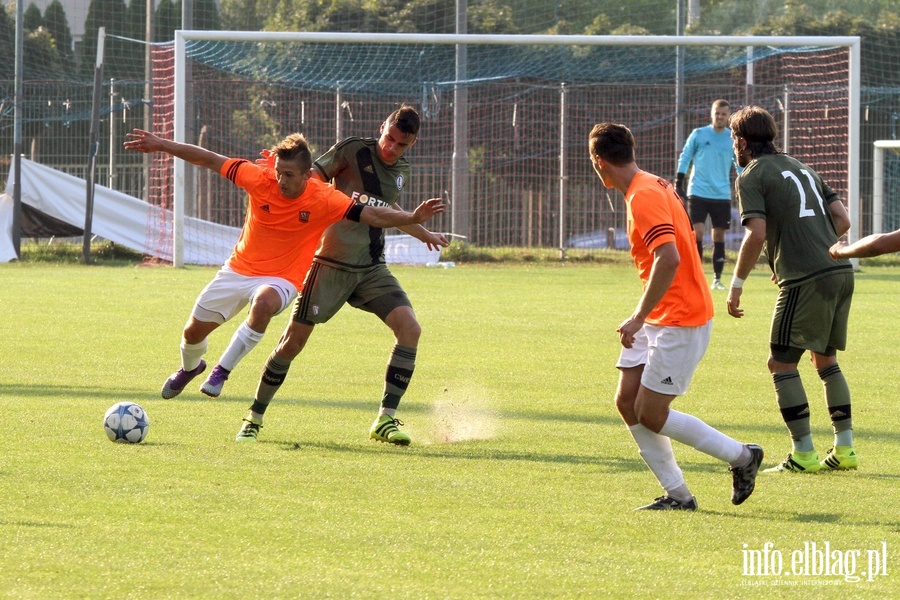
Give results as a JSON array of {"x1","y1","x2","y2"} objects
[
  {"x1": 1, "y1": 385, "x2": 624, "y2": 427},
  {"x1": 679, "y1": 504, "x2": 900, "y2": 526},
  {"x1": 273, "y1": 396, "x2": 624, "y2": 427},
  {"x1": 0, "y1": 383, "x2": 177, "y2": 403},
  {"x1": 272, "y1": 438, "x2": 649, "y2": 470},
  {"x1": 0, "y1": 520, "x2": 77, "y2": 529},
  {"x1": 699, "y1": 415, "x2": 900, "y2": 446},
  {"x1": 697, "y1": 508, "x2": 900, "y2": 529},
  {"x1": 8, "y1": 384, "x2": 900, "y2": 449}
]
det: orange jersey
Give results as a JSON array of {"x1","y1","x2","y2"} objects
[
  {"x1": 221, "y1": 159, "x2": 356, "y2": 289},
  {"x1": 625, "y1": 171, "x2": 714, "y2": 326}
]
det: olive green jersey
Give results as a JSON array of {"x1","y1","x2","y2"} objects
[
  {"x1": 735, "y1": 153, "x2": 852, "y2": 287},
  {"x1": 311, "y1": 136, "x2": 411, "y2": 271}
]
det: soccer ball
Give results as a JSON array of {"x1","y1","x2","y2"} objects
[{"x1": 103, "y1": 402, "x2": 150, "y2": 443}]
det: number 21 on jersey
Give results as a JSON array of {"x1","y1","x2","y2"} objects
[{"x1": 782, "y1": 169, "x2": 826, "y2": 218}]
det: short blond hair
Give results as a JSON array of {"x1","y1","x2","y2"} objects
[{"x1": 271, "y1": 133, "x2": 312, "y2": 170}]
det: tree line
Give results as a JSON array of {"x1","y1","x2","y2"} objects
[{"x1": 2, "y1": 0, "x2": 898, "y2": 87}]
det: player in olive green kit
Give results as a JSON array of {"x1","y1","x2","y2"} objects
[
  {"x1": 237, "y1": 105, "x2": 449, "y2": 444},
  {"x1": 726, "y1": 106, "x2": 857, "y2": 473}
]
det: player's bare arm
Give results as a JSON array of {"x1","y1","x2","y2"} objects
[
  {"x1": 617, "y1": 242, "x2": 678, "y2": 348},
  {"x1": 358, "y1": 198, "x2": 445, "y2": 229},
  {"x1": 727, "y1": 218, "x2": 766, "y2": 318},
  {"x1": 828, "y1": 199, "x2": 851, "y2": 238},
  {"x1": 125, "y1": 128, "x2": 228, "y2": 173},
  {"x1": 396, "y1": 221, "x2": 450, "y2": 251},
  {"x1": 831, "y1": 228, "x2": 900, "y2": 259}
]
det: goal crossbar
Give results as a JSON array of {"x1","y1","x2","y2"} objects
[{"x1": 171, "y1": 31, "x2": 861, "y2": 267}]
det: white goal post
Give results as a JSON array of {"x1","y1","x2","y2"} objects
[
  {"x1": 171, "y1": 31, "x2": 861, "y2": 268},
  {"x1": 872, "y1": 140, "x2": 900, "y2": 236}
]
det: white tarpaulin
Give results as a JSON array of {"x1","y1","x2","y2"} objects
[
  {"x1": 0, "y1": 192, "x2": 17, "y2": 262},
  {"x1": 2, "y1": 158, "x2": 239, "y2": 264},
  {"x1": 1, "y1": 158, "x2": 441, "y2": 265}
]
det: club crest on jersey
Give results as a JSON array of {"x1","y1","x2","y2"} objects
[
  {"x1": 396, "y1": 175, "x2": 404, "y2": 190},
  {"x1": 299, "y1": 211, "x2": 310, "y2": 222}
]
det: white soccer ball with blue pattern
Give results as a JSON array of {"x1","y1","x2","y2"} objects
[{"x1": 103, "y1": 402, "x2": 150, "y2": 443}]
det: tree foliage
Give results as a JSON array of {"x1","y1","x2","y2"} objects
[
  {"x1": 80, "y1": 0, "x2": 129, "y2": 79},
  {"x1": 123, "y1": 0, "x2": 149, "y2": 41},
  {"x1": 23, "y1": 3, "x2": 43, "y2": 31},
  {"x1": 747, "y1": 4, "x2": 900, "y2": 87},
  {"x1": 25, "y1": 27, "x2": 66, "y2": 78},
  {"x1": 154, "y1": 0, "x2": 180, "y2": 42},
  {"x1": 0, "y1": 6, "x2": 15, "y2": 80},
  {"x1": 43, "y1": 0, "x2": 74, "y2": 62},
  {"x1": 193, "y1": 0, "x2": 222, "y2": 30}
]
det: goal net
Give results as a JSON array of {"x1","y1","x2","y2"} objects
[{"x1": 149, "y1": 32, "x2": 860, "y2": 266}]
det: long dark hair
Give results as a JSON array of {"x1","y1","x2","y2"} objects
[{"x1": 729, "y1": 106, "x2": 778, "y2": 158}]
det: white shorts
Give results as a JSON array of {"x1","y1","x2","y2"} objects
[
  {"x1": 191, "y1": 266, "x2": 297, "y2": 325},
  {"x1": 616, "y1": 320, "x2": 712, "y2": 396}
]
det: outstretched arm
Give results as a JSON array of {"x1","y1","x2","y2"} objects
[
  {"x1": 358, "y1": 197, "x2": 445, "y2": 229},
  {"x1": 830, "y1": 228, "x2": 900, "y2": 259},
  {"x1": 396, "y1": 221, "x2": 450, "y2": 251},
  {"x1": 124, "y1": 129, "x2": 228, "y2": 173}
]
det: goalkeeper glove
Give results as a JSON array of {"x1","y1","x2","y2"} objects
[{"x1": 675, "y1": 172, "x2": 687, "y2": 200}]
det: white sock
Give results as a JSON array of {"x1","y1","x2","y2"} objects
[
  {"x1": 659, "y1": 410, "x2": 744, "y2": 465},
  {"x1": 628, "y1": 424, "x2": 690, "y2": 499},
  {"x1": 218, "y1": 322, "x2": 265, "y2": 371},
  {"x1": 180, "y1": 339, "x2": 207, "y2": 371}
]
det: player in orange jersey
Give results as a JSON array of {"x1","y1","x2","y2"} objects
[
  {"x1": 588, "y1": 122, "x2": 762, "y2": 511},
  {"x1": 234, "y1": 106, "x2": 449, "y2": 445},
  {"x1": 123, "y1": 129, "x2": 444, "y2": 403}
]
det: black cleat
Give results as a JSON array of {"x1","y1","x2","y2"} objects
[
  {"x1": 634, "y1": 495, "x2": 698, "y2": 511},
  {"x1": 730, "y1": 444, "x2": 764, "y2": 505}
]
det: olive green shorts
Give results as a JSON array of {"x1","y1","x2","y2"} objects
[
  {"x1": 770, "y1": 271, "x2": 854, "y2": 361},
  {"x1": 292, "y1": 262, "x2": 411, "y2": 325}
]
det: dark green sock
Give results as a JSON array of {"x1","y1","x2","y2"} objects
[
  {"x1": 381, "y1": 344, "x2": 416, "y2": 411},
  {"x1": 818, "y1": 364, "x2": 853, "y2": 446},
  {"x1": 774, "y1": 370, "x2": 814, "y2": 452},
  {"x1": 253, "y1": 352, "x2": 293, "y2": 413}
]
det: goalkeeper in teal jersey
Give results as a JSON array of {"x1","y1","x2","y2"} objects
[
  {"x1": 236, "y1": 105, "x2": 449, "y2": 444},
  {"x1": 676, "y1": 99, "x2": 739, "y2": 290},
  {"x1": 726, "y1": 105, "x2": 858, "y2": 475}
]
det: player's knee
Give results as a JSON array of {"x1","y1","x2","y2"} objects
[
  {"x1": 277, "y1": 336, "x2": 303, "y2": 359},
  {"x1": 635, "y1": 408, "x2": 664, "y2": 433},
  {"x1": 250, "y1": 291, "x2": 282, "y2": 318},
  {"x1": 390, "y1": 313, "x2": 421, "y2": 344},
  {"x1": 276, "y1": 325, "x2": 312, "y2": 359},
  {"x1": 183, "y1": 320, "x2": 216, "y2": 344},
  {"x1": 614, "y1": 393, "x2": 634, "y2": 419},
  {"x1": 399, "y1": 320, "x2": 422, "y2": 344}
]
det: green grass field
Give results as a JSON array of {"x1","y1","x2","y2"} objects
[{"x1": 1, "y1": 261, "x2": 897, "y2": 599}]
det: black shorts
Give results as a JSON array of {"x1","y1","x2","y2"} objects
[{"x1": 689, "y1": 196, "x2": 732, "y2": 229}]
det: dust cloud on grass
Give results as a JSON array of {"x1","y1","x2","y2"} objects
[{"x1": 420, "y1": 384, "x2": 501, "y2": 445}]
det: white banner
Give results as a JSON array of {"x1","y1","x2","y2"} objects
[{"x1": 1, "y1": 158, "x2": 440, "y2": 266}]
